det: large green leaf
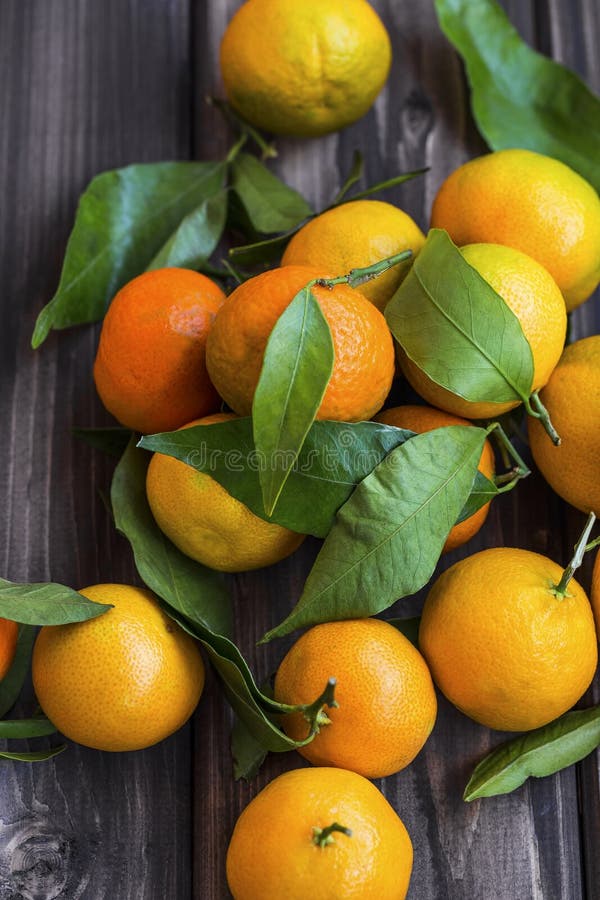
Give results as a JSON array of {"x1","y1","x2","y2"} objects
[
  {"x1": 32, "y1": 161, "x2": 227, "y2": 347},
  {"x1": 0, "y1": 580, "x2": 111, "y2": 625},
  {"x1": 263, "y1": 426, "x2": 486, "y2": 641},
  {"x1": 231, "y1": 153, "x2": 313, "y2": 234},
  {"x1": 231, "y1": 715, "x2": 268, "y2": 781},
  {"x1": 386, "y1": 229, "x2": 534, "y2": 406},
  {"x1": 434, "y1": 0, "x2": 600, "y2": 191},
  {"x1": 0, "y1": 626, "x2": 36, "y2": 718},
  {"x1": 147, "y1": 189, "x2": 228, "y2": 270},
  {"x1": 0, "y1": 718, "x2": 56, "y2": 739}
]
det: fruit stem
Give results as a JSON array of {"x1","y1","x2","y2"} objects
[
  {"x1": 209, "y1": 96, "x2": 278, "y2": 159},
  {"x1": 552, "y1": 512, "x2": 597, "y2": 597},
  {"x1": 524, "y1": 392, "x2": 561, "y2": 446},
  {"x1": 225, "y1": 132, "x2": 248, "y2": 164},
  {"x1": 314, "y1": 250, "x2": 413, "y2": 291},
  {"x1": 312, "y1": 822, "x2": 353, "y2": 848},
  {"x1": 298, "y1": 677, "x2": 338, "y2": 739},
  {"x1": 487, "y1": 423, "x2": 530, "y2": 492}
]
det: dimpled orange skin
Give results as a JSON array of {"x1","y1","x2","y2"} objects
[
  {"x1": 591, "y1": 552, "x2": 600, "y2": 635},
  {"x1": 282, "y1": 200, "x2": 426, "y2": 312},
  {"x1": 400, "y1": 242, "x2": 567, "y2": 420},
  {"x1": 226, "y1": 767, "x2": 413, "y2": 900},
  {"x1": 274, "y1": 619, "x2": 437, "y2": 779},
  {"x1": 0, "y1": 618, "x2": 18, "y2": 680},
  {"x1": 206, "y1": 266, "x2": 395, "y2": 422},
  {"x1": 431, "y1": 149, "x2": 600, "y2": 310},
  {"x1": 375, "y1": 405, "x2": 495, "y2": 552},
  {"x1": 32, "y1": 584, "x2": 205, "y2": 752},
  {"x1": 94, "y1": 268, "x2": 225, "y2": 434},
  {"x1": 146, "y1": 413, "x2": 305, "y2": 572},
  {"x1": 528, "y1": 336, "x2": 600, "y2": 514},
  {"x1": 419, "y1": 548, "x2": 598, "y2": 732}
]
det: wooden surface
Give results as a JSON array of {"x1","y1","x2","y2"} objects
[{"x1": 0, "y1": 1, "x2": 599, "y2": 898}]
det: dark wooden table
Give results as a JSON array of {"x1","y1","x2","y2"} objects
[{"x1": 1, "y1": 1, "x2": 599, "y2": 897}]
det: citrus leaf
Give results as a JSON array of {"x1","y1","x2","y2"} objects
[
  {"x1": 435, "y1": 0, "x2": 600, "y2": 191},
  {"x1": 388, "y1": 616, "x2": 421, "y2": 648},
  {"x1": 385, "y1": 229, "x2": 534, "y2": 406},
  {"x1": 146, "y1": 189, "x2": 228, "y2": 271},
  {"x1": 72, "y1": 426, "x2": 132, "y2": 459},
  {"x1": 262, "y1": 425, "x2": 486, "y2": 641},
  {"x1": 32, "y1": 161, "x2": 226, "y2": 347},
  {"x1": 139, "y1": 418, "x2": 414, "y2": 538},
  {"x1": 332, "y1": 151, "x2": 365, "y2": 205},
  {"x1": 228, "y1": 229, "x2": 300, "y2": 266},
  {"x1": 231, "y1": 153, "x2": 313, "y2": 234},
  {"x1": 0, "y1": 580, "x2": 111, "y2": 625},
  {"x1": 0, "y1": 747, "x2": 66, "y2": 763},
  {"x1": 0, "y1": 718, "x2": 56, "y2": 739},
  {"x1": 253, "y1": 286, "x2": 335, "y2": 515},
  {"x1": 231, "y1": 715, "x2": 268, "y2": 780},
  {"x1": 457, "y1": 469, "x2": 498, "y2": 523},
  {"x1": 464, "y1": 706, "x2": 600, "y2": 801},
  {"x1": 343, "y1": 167, "x2": 428, "y2": 203},
  {"x1": 0, "y1": 626, "x2": 36, "y2": 718}
]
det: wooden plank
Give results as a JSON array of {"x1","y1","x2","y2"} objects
[{"x1": 0, "y1": 1, "x2": 194, "y2": 898}]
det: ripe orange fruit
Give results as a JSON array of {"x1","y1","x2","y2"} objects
[
  {"x1": 94, "y1": 268, "x2": 225, "y2": 434},
  {"x1": 0, "y1": 618, "x2": 18, "y2": 680},
  {"x1": 32, "y1": 584, "x2": 204, "y2": 751},
  {"x1": 591, "y1": 552, "x2": 600, "y2": 635},
  {"x1": 399, "y1": 242, "x2": 567, "y2": 420},
  {"x1": 220, "y1": 0, "x2": 392, "y2": 137},
  {"x1": 226, "y1": 767, "x2": 413, "y2": 900},
  {"x1": 282, "y1": 200, "x2": 426, "y2": 312},
  {"x1": 431, "y1": 149, "x2": 600, "y2": 310},
  {"x1": 206, "y1": 265, "x2": 394, "y2": 422},
  {"x1": 146, "y1": 413, "x2": 304, "y2": 572},
  {"x1": 528, "y1": 336, "x2": 600, "y2": 514},
  {"x1": 274, "y1": 618, "x2": 437, "y2": 778},
  {"x1": 375, "y1": 405, "x2": 495, "y2": 551},
  {"x1": 419, "y1": 548, "x2": 597, "y2": 731}
]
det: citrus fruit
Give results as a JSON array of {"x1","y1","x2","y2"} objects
[
  {"x1": 32, "y1": 584, "x2": 204, "y2": 752},
  {"x1": 591, "y1": 551, "x2": 600, "y2": 635},
  {"x1": 206, "y1": 265, "x2": 394, "y2": 421},
  {"x1": 226, "y1": 767, "x2": 413, "y2": 900},
  {"x1": 220, "y1": 0, "x2": 392, "y2": 137},
  {"x1": 282, "y1": 200, "x2": 425, "y2": 311},
  {"x1": 430, "y1": 149, "x2": 600, "y2": 310},
  {"x1": 399, "y1": 242, "x2": 567, "y2": 419},
  {"x1": 419, "y1": 548, "x2": 597, "y2": 731},
  {"x1": 375, "y1": 404, "x2": 495, "y2": 551},
  {"x1": 94, "y1": 267, "x2": 225, "y2": 434},
  {"x1": 274, "y1": 618, "x2": 437, "y2": 778},
  {"x1": 146, "y1": 413, "x2": 304, "y2": 572},
  {"x1": 528, "y1": 336, "x2": 600, "y2": 514},
  {"x1": 0, "y1": 618, "x2": 18, "y2": 680}
]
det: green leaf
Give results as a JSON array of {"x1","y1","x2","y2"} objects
[
  {"x1": 343, "y1": 168, "x2": 428, "y2": 203},
  {"x1": 464, "y1": 706, "x2": 600, "y2": 801},
  {"x1": 72, "y1": 426, "x2": 132, "y2": 459},
  {"x1": 228, "y1": 229, "x2": 300, "y2": 266},
  {"x1": 0, "y1": 718, "x2": 56, "y2": 739},
  {"x1": 253, "y1": 286, "x2": 335, "y2": 515},
  {"x1": 332, "y1": 151, "x2": 365, "y2": 205},
  {"x1": 231, "y1": 715, "x2": 268, "y2": 780},
  {"x1": 0, "y1": 746, "x2": 66, "y2": 763},
  {"x1": 146, "y1": 189, "x2": 228, "y2": 270},
  {"x1": 0, "y1": 626, "x2": 36, "y2": 718},
  {"x1": 0, "y1": 580, "x2": 112, "y2": 625},
  {"x1": 262, "y1": 425, "x2": 486, "y2": 641},
  {"x1": 388, "y1": 616, "x2": 421, "y2": 648},
  {"x1": 231, "y1": 153, "x2": 313, "y2": 234},
  {"x1": 434, "y1": 0, "x2": 600, "y2": 191},
  {"x1": 32, "y1": 161, "x2": 227, "y2": 347},
  {"x1": 139, "y1": 418, "x2": 414, "y2": 538},
  {"x1": 385, "y1": 229, "x2": 534, "y2": 406},
  {"x1": 456, "y1": 469, "x2": 498, "y2": 524}
]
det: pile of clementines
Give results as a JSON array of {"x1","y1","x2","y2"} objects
[{"x1": 3, "y1": 1, "x2": 600, "y2": 897}]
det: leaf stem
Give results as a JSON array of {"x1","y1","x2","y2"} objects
[
  {"x1": 524, "y1": 392, "x2": 561, "y2": 445},
  {"x1": 208, "y1": 97, "x2": 277, "y2": 159},
  {"x1": 312, "y1": 822, "x2": 353, "y2": 848},
  {"x1": 314, "y1": 250, "x2": 413, "y2": 291},
  {"x1": 487, "y1": 423, "x2": 530, "y2": 492},
  {"x1": 225, "y1": 132, "x2": 248, "y2": 164},
  {"x1": 552, "y1": 512, "x2": 597, "y2": 597}
]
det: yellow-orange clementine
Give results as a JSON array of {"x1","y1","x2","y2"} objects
[
  {"x1": 32, "y1": 584, "x2": 204, "y2": 752},
  {"x1": 274, "y1": 618, "x2": 437, "y2": 778},
  {"x1": 0, "y1": 618, "x2": 18, "y2": 680},
  {"x1": 591, "y1": 551, "x2": 600, "y2": 636},
  {"x1": 419, "y1": 548, "x2": 597, "y2": 731},
  {"x1": 375, "y1": 405, "x2": 495, "y2": 551},
  {"x1": 94, "y1": 268, "x2": 225, "y2": 434},
  {"x1": 206, "y1": 266, "x2": 394, "y2": 422},
  {"x1": 226, "y1": 767, "x2": 413, "y2": 900}
]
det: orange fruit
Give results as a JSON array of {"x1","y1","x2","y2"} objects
[
  {"x1": 146, "y1": 413, "x2": 304, "y2": 572},
  {"x1": 274, "y1": 618, "x2": 437, "y2": 778},
  {"x1": 206, "y1": 265, "x2": 394, "y2": 421},
  {"x1": 32, "y1": 584, "x2": 204, "y2": 751},
  {"x1": 94, "y1": 268, "x2": 225, "y2": 434},
  {"x1": 220, "y1": 0, "x2": 392, "y2": 137},
  {"x1": 282, "y1": 200, "x2": 426, "y2": 312},
  {"x1": 431, "y1": 149, "x2": 600, "y2": 310},
  {"x1": 399, "y1": 242, "x2": 567, "y2": 419},
  {"x1": 0, "y1": 618, "x2": 18, "y2": 680},
  {"x1": 226, "y1": 767, "x2": 413, "y2": 900},
  {"x1": 528, "y1": 336, "x2": 600, "y2": 514},
  {"x1": 591, "y1": 552, "x2": 600, "y2": 635},
  {"x1": 419, "y1": 548, "x2": 597, "y2": 731},
  {"x1": 375, "y1": 404, "x2": 495, "y2": 551}
]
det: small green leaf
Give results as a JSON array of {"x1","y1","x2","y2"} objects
[
  {"x1": 332, "y1": 151, "x2": 365, "y2": 205},
  {"x1": 263, "y1": 425, "x2": 486, "y2": 641},
  {"x1": 146, "y1": 189, "x2": 228, "y2": 270},
  {"x1": 253, "y1": 286, "x2": 335, "y2": 515},
  {"x1": 343, "y1": 168, "x2": 428, "y2": 203},
  {"x1": 72, "y1": 426, "x2": 132, "y2": 459},
  {"x1": 434, "y1": 0, "x2": 600, "y2": 191},
  {"x1": 0, "y1": 626, "x2": 36, "y2": 718},
  {"x1": 0, "y1": 746, "x2": 66, "y2": 763},
  {"x1": 228, "y1": 229, "x2": 300, "y2": 266},
  {"x1": 464, "y1": 706, "x2": 600, "y2": 801},
  {"x1": 32, "y1": 161, "x2": 226, "y2": 347},
  {"x1": 456, "y1": 469, "x2": 498, "y2": 524},
  {"x1": 0, "y1": 580, "x2": 111, "y2": 625},
  {"x1": 231, "y1": 153, "x2": 313, "y2": 234},
  {"x1": 0, "y1": 718, "x2": 56, "y2": 739},
  {"x1": 231, "y1": 715, "x2": 268, "y2": 780},
  {"x1": 385, "y1": 229, "x2": 534, "y2": 407},
  {"x1": 388, "y1": 617, "x2": 421, "y2": 648}
]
